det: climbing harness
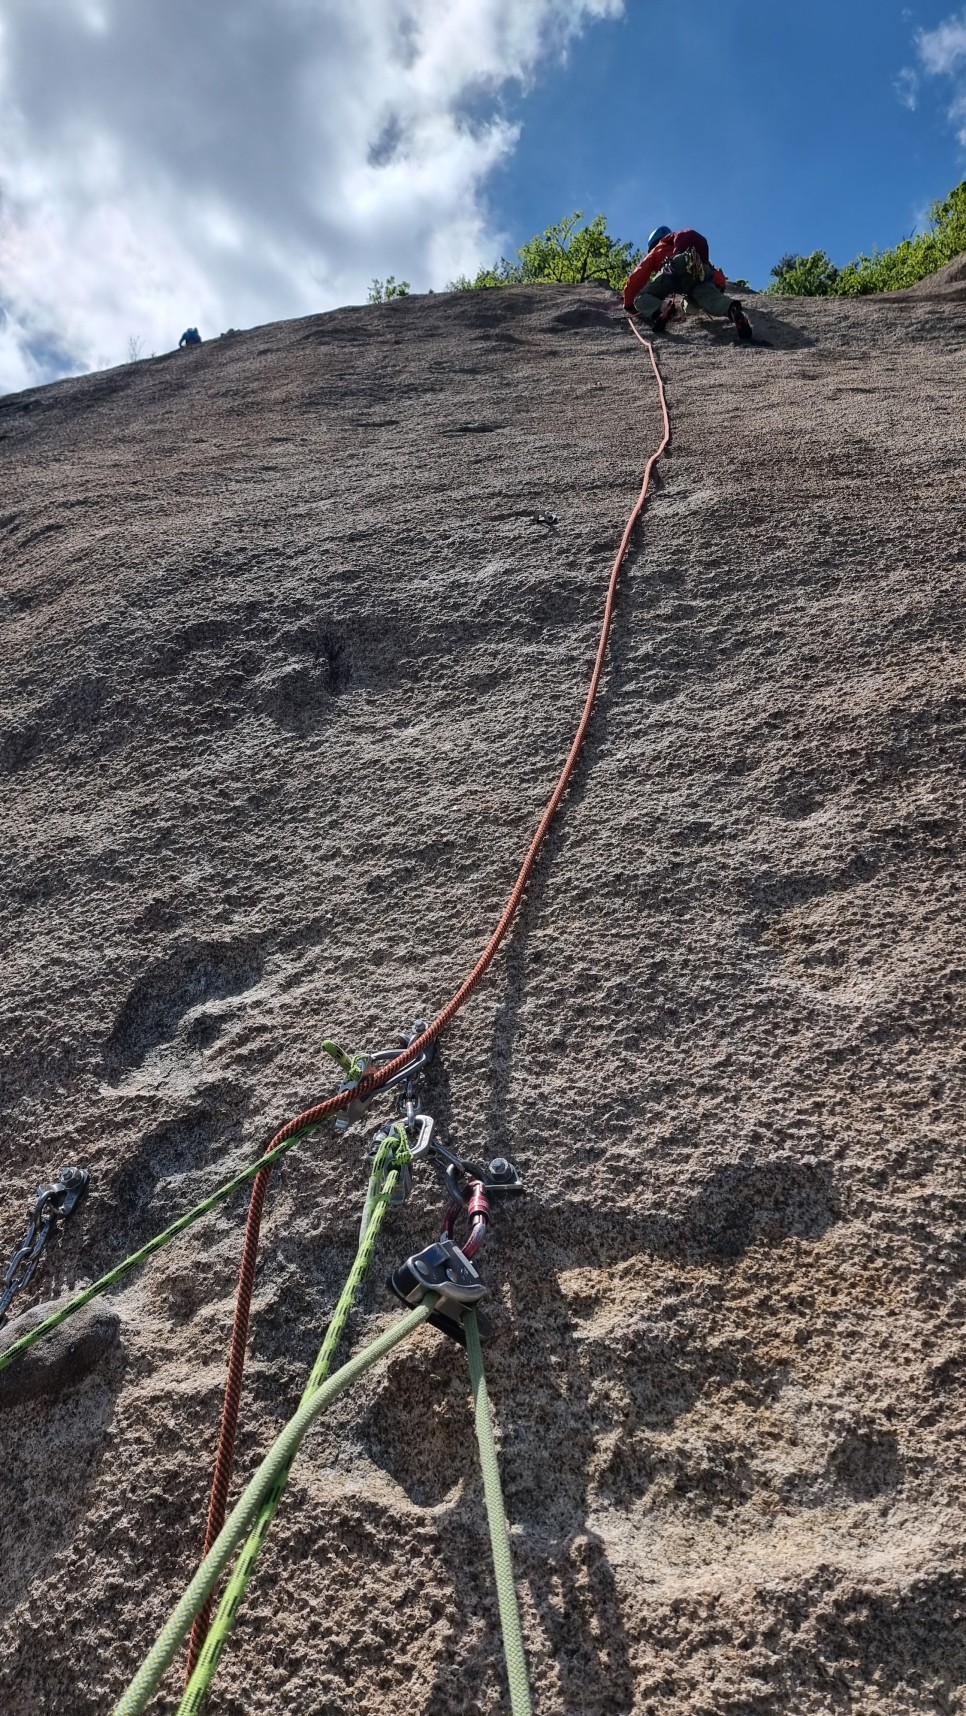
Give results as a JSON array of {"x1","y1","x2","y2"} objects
[
  {"x1": 0, "y1": 1167, "x2": 89, "y2": 1328},
  {"x1": 674, "y1": 246, "x2": 708, "y2": 283},
  {"x1": 4, "y1": 328, "x2": 672, "y2": 1714}
]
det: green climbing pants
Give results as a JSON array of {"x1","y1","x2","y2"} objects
[{"x1": 633, "y1": 259, "x2": 734, "y2": 321}]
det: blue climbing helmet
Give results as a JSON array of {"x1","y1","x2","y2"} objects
[{"x1": 648, "y1": 225, "x2": 673, "y2": 249}]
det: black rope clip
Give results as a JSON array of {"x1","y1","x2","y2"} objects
[
  {"x1": 388, "y1": 1237, "x2": 489, "y2": 1347},
  {"x1": 45, "y1": 1166, "x2": 89, "y2": 1221}
]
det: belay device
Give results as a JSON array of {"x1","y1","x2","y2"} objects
[{"x1": 389, "y1": 1151, "x2": 524, "y2": 1344}]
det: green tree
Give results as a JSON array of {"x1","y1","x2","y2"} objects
[
  {"x1": 768, "y1": 250, "x2": 840, "y2": 296},
  {"x1": 768, "y1": 179, "x2": 966, "y2": 297},
  {"x1": 516, "y1": 211, "x2": 643, "y2": 286},
  {"x1": 448, "y1": 211, "x2": 643, "y2": 292},
  {"x1": 836, "y1": 181, "x2": 966, "y2": 293},
  {"x1": 367, "y1": 275, "x2": 410, "y2": 303},
  {"x1": 448, "y1": 259, "x2": 525, "y2": 291}
]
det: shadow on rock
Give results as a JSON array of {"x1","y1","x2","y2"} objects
[
  {"x1": 704, "y1": 302, "x2": 817, "y2": 350},
  {"x1": 0, "y1": 1300, "x2": 125, "y2": 1621},
  {"x1": 102, "y1": 936, "x2": 264, "y2": 1082},
  {"x1": 663, "y1": 1151, "x2": 840, "y2": 1260}
]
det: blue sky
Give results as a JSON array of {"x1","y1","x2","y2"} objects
[
  {"x1": 0, "y1": 0, "x2": 964, "y2": 392},
  {"x1": 489, "y1": 1, "x2": 966, "y2": 288}
]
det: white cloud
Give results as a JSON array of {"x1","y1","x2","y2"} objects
[
  {"x1": 894, "y1": 66, "x2": 919, "y2": 111},
  {"x1": 0, "y1": 0, "x2": 623, "y2": 394},
  {"x1": 916, "y1": 13, "x2": 966, "y2": 74},
  {"x1": 911, "y1": 8, "x2": 966, "y2": 142},
  {"x1": 951, "y1": 88, "x2": 966, "y2": 141}
]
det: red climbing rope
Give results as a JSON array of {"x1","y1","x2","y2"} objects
[{"x1": 186, "y1": 323, "x2": 670, "y2": 1679}]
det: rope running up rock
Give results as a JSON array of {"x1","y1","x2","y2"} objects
[{"x1": 190, "y1": 329, "x2": 672, "y2": 1666}]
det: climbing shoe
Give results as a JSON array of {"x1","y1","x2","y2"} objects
[
  {"x1": 649, "y1": 302, "x2": 677, "y2": 334},
  {"x1": 729, "y1": 301, "x2": 753, "y2": 341}
]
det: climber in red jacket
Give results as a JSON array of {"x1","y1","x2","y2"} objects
[{"x1": 624, "y1": 226, "x2": 753, "y2": 339}]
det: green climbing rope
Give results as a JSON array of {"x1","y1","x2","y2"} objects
[
  {"x1": 111, "y1": 1296, "x2": 436, "y2": 1716},
  {"x1": 0, "y1": 1119, "x2": 331, "y2": 1378},
  {"x1": 464, "y1": 1309, "x2": 533, "y2": 1716},
  {"x1": 177, "y1": 1131, "x2": 410, "y2": 1715}
]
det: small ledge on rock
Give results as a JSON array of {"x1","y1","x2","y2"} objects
[{"x1": 0, "y1": 1298, "x2": 123, "y2": 1409}]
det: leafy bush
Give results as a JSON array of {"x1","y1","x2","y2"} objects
[
  {"x1": 771, "y1": 253, "x2": 802, "y2": 279},
  {"x1": 448, "y1": 212, "x2": 643, "y2": 293},
  {"x1": 367, "y1": 276, "x2": 410, "y2": 303},
  {"x1": 448, "y1": 260, "x2": 525, "y2": 291},
  {"x1": 769, "y1": 250, "x2": 841, "y2": 296},
  {"x1": 517, "y1": 212, "x2": 643, "y2": 286},
  {"x1": 769, "y1": 179, "x2": 966, "y2": 296}
]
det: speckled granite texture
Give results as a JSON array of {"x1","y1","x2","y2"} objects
[{"x1": 1, "y1": 279, "x2": 965, "y2": 1714}]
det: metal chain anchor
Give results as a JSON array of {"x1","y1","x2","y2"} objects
[{"x1": 0, "y1": 1166, "x2": 90, "y2": 1328}]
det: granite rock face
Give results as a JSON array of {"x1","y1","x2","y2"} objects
[
  {"x1": 0, "y1": 1298, "x2": 122, "y2": 1409},
  {"x1": 1, "y1": 282, "x2": 964, "y2": 1714}
]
